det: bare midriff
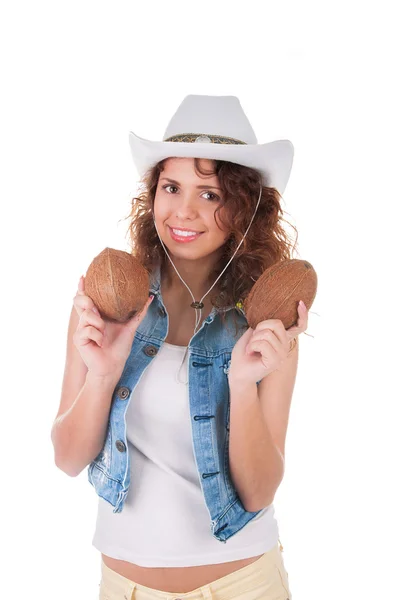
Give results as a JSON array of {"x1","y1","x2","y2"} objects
[{"x1": 101, "y1": 553, "x2": 264, "y2": 593}]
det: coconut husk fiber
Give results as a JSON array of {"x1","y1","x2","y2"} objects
[
  {"x1": 243, "y1": 259, "x2": 317, "y2": 330},
  {"x1": 84, "y1": 248, "x2": 150, "y2": 323}
]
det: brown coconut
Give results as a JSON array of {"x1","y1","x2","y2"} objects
[
  {"x1": 84, "y1": 247, "x2": 150, "y2": 323},
  {"x1": 243, "y1": 259, "x2": 317, "y2": 330}
]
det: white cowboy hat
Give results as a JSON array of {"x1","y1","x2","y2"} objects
[{"x1": 128, "y1": 94, "x2": 294, "y2": 195}]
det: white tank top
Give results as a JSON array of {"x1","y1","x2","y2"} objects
[{"x1": 91, "y1": 342, "x2": 279, "y2": 567}]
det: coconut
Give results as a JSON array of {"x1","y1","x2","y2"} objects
[
  {"x1": 84, "y1": 247, "x2": 150, "y2": 323},
  {"x1": 243, "y1": 259, "x2": 317, "y2": 330}
]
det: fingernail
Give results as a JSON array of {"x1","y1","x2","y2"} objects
[
  {"x1": 149, "y1": 294, "x2": 154, "y2": 302},
  {"x1": 299, "y1": 300, "x2": 306, "y2": 309}
]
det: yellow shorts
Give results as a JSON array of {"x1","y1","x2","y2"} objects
[{"x1": 98, "y1": 539, "x2": 291, "y2": 600}]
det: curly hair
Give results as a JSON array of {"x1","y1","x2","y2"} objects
[{"x1": 121, "y1": 157, "x2": 300, "y2": 347}]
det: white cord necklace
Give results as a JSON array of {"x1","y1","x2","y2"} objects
[{"x1": 153, "y1": 183, "x2": 263, "y2": 384}]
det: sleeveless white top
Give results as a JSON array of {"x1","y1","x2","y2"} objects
[{"x1": 91, "y1": 342, "x2": 279, "y2": 567}]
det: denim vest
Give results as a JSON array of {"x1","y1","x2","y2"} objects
[{"x1": 87, "y1": 264, "x2": 264, "y2": 543}]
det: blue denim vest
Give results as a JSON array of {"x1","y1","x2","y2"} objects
[{"x1": 87, "y1": 263, "x2": 264, "y2": 543}]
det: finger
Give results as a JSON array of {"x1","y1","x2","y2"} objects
[
  {"x1": 73, "y1": 295, "x2": 95, "y2": 318},
  {"x1": 74, "y1": 325, "x2": 104, "y2": 348},
  {"x1": 78, "y1": 308, "x2": 105, "y2": 333},
  {"x1": 286, "y1": 301, "x2": 308, "y2": 338},
  {"x1": 252, "y1": 321, "x2": 288, "y2": 346},
  {"x1": 296, "y1": 301, "x2": 309, "y2": 326},
  {"x1": 247, "y1": 329, "x2": 284, "y2": 356},
  {"x1": 125, "y1": 295, "x2": 154, "y2": 325},
  {"x1": 73, "y1": 276, "x2": 87, "y2": 316},
  {"x1": 246, "y1": 340, "x2": 275, "y2": 361},
  {"x1": 298, "y1": 300, "x2": 307, "y2": 314},
  {"x1": 255, "y1": 319, "x2": 285, "y2": 330},
  {"x1": 137, "y1": 295, "x2": 155, "y2": 316},
  {"x1": 77, "y1": 275, "x2": 85, "y2": 295},
  {"x1": 146, "y1": 294, "x2": 155, "y2": 308},
  {"x1": 286, "y1": 327, "x2": 300, "y2": 342}
]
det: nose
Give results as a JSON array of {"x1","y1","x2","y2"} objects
[{"x1": 175, "y1": 192, "x2": 199, "y2": 219}]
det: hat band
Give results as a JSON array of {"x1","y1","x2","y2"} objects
[{"x1": 163, "y1": 133, "x2": 247, "y2": 145}]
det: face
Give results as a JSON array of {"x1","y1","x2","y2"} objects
[{"x1": 153, "y1": 157, "x2": 230, "y2": 263}]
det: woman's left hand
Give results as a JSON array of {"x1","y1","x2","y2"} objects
[{"x1": 229, "y1": 301, "x2": 309, "y2": 386}]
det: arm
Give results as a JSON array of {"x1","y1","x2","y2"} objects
[
  {"x1": 228, "y1": 380, "x2": 284, "y2": 512},
  {"x1": 51, "y1": 371, "x2": 120, "y2": 477},
  {"x1": 228, "y1": 338, "x2": 299, "y2": 512}
]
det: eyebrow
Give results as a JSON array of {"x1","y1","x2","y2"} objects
[{"x1": 159, "y1": 177, "x2": 222, "y2": 190}]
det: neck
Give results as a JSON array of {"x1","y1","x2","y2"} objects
[{"x1": 161, "y1": 259, "x2": 220, "y2": 302}]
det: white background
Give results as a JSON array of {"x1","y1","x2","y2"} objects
[{"x1": 1, "y1": 1, "x2": 397, "y2": 598}]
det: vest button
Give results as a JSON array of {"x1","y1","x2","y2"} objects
[
  {"x1": 115, "y1": 440, "x2": 126, "y2": 452},
  {"x1": 144, "y1": 345, "x2": 158, "y2": 357},
  {"x1": 117, "y1": 386, "x2": 130, "y2": 400}
]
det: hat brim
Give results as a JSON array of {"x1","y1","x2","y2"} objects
[{"x1": 129, "y1": 132, "x2": 294, "y2": 196}]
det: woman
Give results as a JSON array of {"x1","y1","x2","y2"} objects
[{"x1": 53, "y1": 95, "x2": 308, "y2": 599}]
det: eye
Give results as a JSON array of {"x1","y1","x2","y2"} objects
[
  {"x1": 162, "y1": 184, "x2": 178, "y2": 194},
  {"x1": 202, "y1": 191, "x2": 220, "y2": 202},
  {"x1": 161, "y1": 184, "x2": 220, "y2": 202}
]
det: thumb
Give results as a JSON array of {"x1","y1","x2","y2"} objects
[{"x1": 125, "y1": 295, "x2": 154, "y2": 329}]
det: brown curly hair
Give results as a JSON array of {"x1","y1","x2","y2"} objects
[{"x1": 121, "y1": 157, "x2": 300, "y2": 346}]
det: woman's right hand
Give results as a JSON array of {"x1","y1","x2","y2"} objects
[{"x1": 72, "y1": 275, "x2": 154, "y2": 378}]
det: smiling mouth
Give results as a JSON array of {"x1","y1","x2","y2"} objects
[
  {"x1": 168, "y1": 225, "x2": 204, "y2": 234},
  {"x1": 168, "y1": 226, "x2": 205, "y2": 241}
]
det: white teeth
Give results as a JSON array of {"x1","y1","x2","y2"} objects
[{"x1": 172, "y1": 228, "x2": 200, "y2": 237}]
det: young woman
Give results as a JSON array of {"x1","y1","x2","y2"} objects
[{"x1": 52, "y1": 95, "x2": 308, "y2": 599}]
